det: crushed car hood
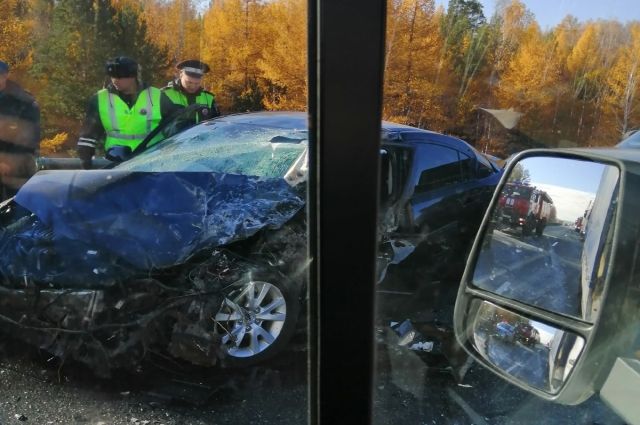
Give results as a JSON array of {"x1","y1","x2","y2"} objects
[{"x1": 14, "y1": 170, "x2": 305, "y2": 271}]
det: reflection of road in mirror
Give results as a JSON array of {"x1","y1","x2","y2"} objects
[
  {"x1": 475, "y1": 330, "x2": 550, "y2": 391},
  {"x1": 473, "y1": 223, "x2": 582, "y2": 317},
  {"x1": 471, "y1": 302, "x2": 586, "y2": 395},
  {"x1": 476, "y1": 156, "x2": 619, "y2": 321}
]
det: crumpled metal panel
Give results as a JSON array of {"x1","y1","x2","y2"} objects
[{"x1": 12, "y1": 170, "x2": 304, "y2": 274}]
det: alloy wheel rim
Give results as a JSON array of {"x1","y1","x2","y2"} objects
[{"x1": 215, "y1": 280, "x2": 287, "y2": 358}]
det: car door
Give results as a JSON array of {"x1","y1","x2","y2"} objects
[
  {"x1": 376, "y1": 141, "x2": 473, "y2": 295},
  {"x1": 408, "y1": 142, "x2": 468, "y2": 243}
]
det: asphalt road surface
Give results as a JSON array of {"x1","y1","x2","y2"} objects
[
  {"x1": 473, "y1": 224, "x2": 584, "y2": 317},
  {"x1": 480, "y1": 332, "x2": 550, "y2": 391},
  {"x1": 0, "y1": 331, "x2": 624, "y2": 425}
]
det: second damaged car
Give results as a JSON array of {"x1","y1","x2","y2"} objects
[{"x1": 0, "y1": 112, "x2": 501, "y2": 376}]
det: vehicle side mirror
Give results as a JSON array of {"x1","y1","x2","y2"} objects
[{"x1": 454, "y1": 149, "x2": 640, "y2": 422}]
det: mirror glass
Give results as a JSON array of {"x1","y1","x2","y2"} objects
[
  {"x1": 471, "y1": 301, "x2": 585, "y2": 394},
  {"x1": 472, "y1": 156, "x2": 619, "y2": 321}
]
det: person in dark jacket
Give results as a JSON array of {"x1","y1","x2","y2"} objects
[
  {"x1": 162, "y1": 59, "x2": 220, "y2": 123},
  {"x1": 0, "y1": 60, "x2": 40, "y2": 200},
  {"x1": 76, "y1": 56, "x2": 182, "y2": 169}
]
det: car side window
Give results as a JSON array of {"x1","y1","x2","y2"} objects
[
  {"x1": 414, "y1": 144, "x2": 462, "y2": 193},
  {"x1": 460, "y1": 152, "x2": 474, "y2": 181},
  {"x1": 476, "y1": 153, "x2": 494, "y2": 178}
]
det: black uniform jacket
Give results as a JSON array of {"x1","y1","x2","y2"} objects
[
  {"x1": 0, "y1": 80, "x2": 40, "y2": 154},
  {"x1": 0, "y1": 80, "x2": 40, "y2": 198},
  {"x1": 163, "y1": 79, "x2": 221, "y2": 121}
]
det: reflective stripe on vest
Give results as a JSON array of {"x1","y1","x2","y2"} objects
[{"x1": 97, "y1": 87, "x2": 162, "y2": 151}]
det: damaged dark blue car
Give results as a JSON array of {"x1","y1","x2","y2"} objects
[{"x1": 0, "y1": 112, "x2": 501, "y2": 376}]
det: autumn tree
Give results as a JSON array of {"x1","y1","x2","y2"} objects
[
  {"x1": 139, "y1": 0, "x2": 204, "y2": 78},
  {"x1": 497, "y1": 23, "x2": 562, "y2": 141},
  {"x1": 384, "y1": 0, "x2": 450, "y2": 129},
  {"x1": 466, "y1": 0, "x2": 532, "y2": 145},
  {"x1": 100, "y1": 2, "x2": 170, "y2": 85},
  {"x1": 258, "y1": 0, "x2": 307, "y2": 110},
  {"x1": 565, "y1": 22, "x2": 625, "y2": 143},
  {"x1": 30, "y1": 0, "x2": 99, "y2": 120},
  {"x1": 7, "y1": 0, "x2": 640, "y2": 153},
  {"x1": 509, "y1": 162, "x2": 530, "y2": 183},
  {"x1": 603, "y1": 23, "x2": 640, "y2": 138},
  {"x1": 567, "y1": 24, "x2": 603, "y2": 103},
  {"x1": 201, "y1": 0, "x2": 270, "y2": 112},
  {"x1": 439, "y1": 0, "x2": 489, "y2": 99},
  {"x1": 30, "y1": 0, "x2": 168, "y2": 136},
  {"x1": 488, "y1": 0, "x2": 533, "y2": 80},
  {"x1": 546, "y1": 16, "x2": 580, "y2": 140},
  {"x1": 0, "y1": 0, "x2": 34, "y2": 80},
  {"x1": 553, "y1": 15, "x2": 581, "y2": 61}
]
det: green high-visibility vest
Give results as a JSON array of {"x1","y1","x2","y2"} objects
[
  {"x1": 163, "y1": 86, "x2": 215, "y2": 108},
  {"x1": 97, "y1": 87, "x2": 162, "y2": 151},
  {"x1": 163, "y1": 86, "x2": 215, "y2": 123}
]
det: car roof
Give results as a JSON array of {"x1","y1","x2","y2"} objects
[
  {"x1": 215, "y1": 111, "x2": 309, "y2": 130},
  {"x1": 215, "y1": 111, "x2": 434, "y2": 131},
  {"x1": 617, "y1": 130, "x2": 640, "y2": 148},
  {"x1": 213, "y1": 111, "x2": 475, "y2": 152}
]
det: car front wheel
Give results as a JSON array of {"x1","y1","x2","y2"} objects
[{"x1": 215, "y1": 270, "x2": 300, "y2": 367}]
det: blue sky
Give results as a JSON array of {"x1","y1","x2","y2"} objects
[
  {"x1": 524, "y1": 156, "x2": 605, "y2": 193},
  {"x1": 435, "y1": 0, "x2": 640, "y2": 30}
]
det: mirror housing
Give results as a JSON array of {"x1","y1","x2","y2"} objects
[{"x1": 454, "y1": 148, "x2": 640, "y2": 411}]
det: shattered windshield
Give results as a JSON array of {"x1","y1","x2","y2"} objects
[{"x1": 116, "y1": 121, "x2": 308, "y2": 177}]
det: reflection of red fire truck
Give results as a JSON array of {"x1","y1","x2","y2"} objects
[{"x1": 498, "y1": 183, "x2": 555, "y2": 236}]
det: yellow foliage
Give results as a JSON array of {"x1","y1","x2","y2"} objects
[
  {"x1": 498, "y1": 23, "x2": 563, "y2": 112},
  {"x1": 567, "y1": 24, "x2": 600, "y2": 77},
  {"x1": 4, "y1": 0, "x2": 640, "y2": 149},
  {"x1": 491, "y1": 0, "x2": 533, "y2": 76},
  {"x1": 40, "y1": 132, "x2": 69, "y2": 156},
  {"x1": 201, "y1": 0, "x2": 273, "y2": 111},
  {"x1": 139, "y1": 0, "x2": 203, "y2": 80},
  {"x1": 258, "y1": 0, "x2": 307, "y2": 110},
  {"x1": 553, "y1": 15, "x2": 580, "y2": 67},
  {"x1": 383, "y1": 0, "x2": 450, "y2": 129},
  {"x1": 0, "y1": 0, "x2": 34, "y2": 75},
  {"x1": 602, "y1": 23, "x2": 640, "y2": 136},
  {"x1": 501, "y1": 0, "x2": 530, "y2": 41},
  {"x1": 110, "y1": 0, "x2": 144, "y2": 13}
]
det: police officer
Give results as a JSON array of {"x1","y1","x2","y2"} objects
[
  {"x1": 162, "y1": 60, "x2": 220, "y2": 123},
  {"x1": 0, "y1": 60, "x2": 40, "y2": 200},
  {"x1": 77, "y1": 56, "x2": 181, "y2": 169}
]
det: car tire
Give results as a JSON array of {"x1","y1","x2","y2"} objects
[
  {"x1": 214, "y1": 268, "x2": 300, "y2": 367},
  {"x1": 522, "y1": 215, "x2": 535, "y2": 237},
  {"x1": 535, "y1": 219, "x2": 546, "y2": 236}
]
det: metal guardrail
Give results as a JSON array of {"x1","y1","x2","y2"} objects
[{"x1": 35, "y1": 157, "x2": 112, "y2": 171}]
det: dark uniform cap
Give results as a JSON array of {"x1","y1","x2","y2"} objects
[
  {"x1": 106, "y1": 56, "x2": 138, "y2": 78},
  {"x1": 177, "y1": 60, "x2": 210, "y2": 78},
  {"x1": 0, "y1": 61, "x2": 9, "y2": 74}
]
